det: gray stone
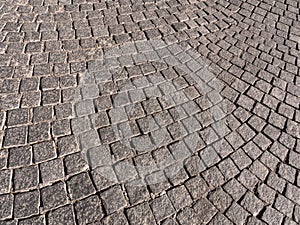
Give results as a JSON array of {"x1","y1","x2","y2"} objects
[
  {"x1": 167, "y1": 185, "x2": 193, "y2": 210},
  {"x1": 57, "y1": 135, "x2": 79, "y2": 156},
  {"x1": 74, "y1": 195, "x2": 103, "y2": 225},
  {"x1": 101, "y1": 211, "x2": 129, "y2": 225},
  {"x1": 14, "y1": 191, "x2": 39, "y2": 218},
  {"x1": 33, "y1": 106, "x2": 53, "y2": 122},
  {"x1": 261, "y1": 207, "x2": 284, "y2": 225},
  {"x1": 18, "y1": 216, "x2": 45, "y2": 225},
  {"x1": 13, "y1": 166, "x2": 38, "y2": 191},
  {"x1": 208, "y1": 188, "x2": 233, "y2": 212},
  {"x1": 6, "y1": 108, "x2": 29, "y2": 126},
  {"x1": 41, "y1": 182, "x2": 68, "y2": 211},
  {"x1": 47, "y1": 205, "x2": 75, "y2": 225},
  {"x1": 150, "y1": 195, "x2": 175, "y2": 221},
  {"x1": 28, "y1": 122, "x2": 50, "y2": 143},
  {"x1": 0, "y1": 194, "x2": 13, "y2": 219},
  {"x1": 101, "y1": 185, "x2": 127, "y2": 214},
  {"x1": 3, "y1": 126, "x2": 27, "y2": 147},
  {"x1": 193, "y1": 198, "x2": 218, "y2": 224},
  {"x1": 67, "y1": 173, "x2": 95, "y2": 200},
  {"x1": 126, "y1": 202, "x2": 156, "y2": 225},
  {"x1": 225, "y1": 202, "x2": 250, "y2": 224},
  {"x1": 240, "y1": 192, "x2": 265, "y2": 216},
  {"x1": 8, "y1": 146, "x2": 31, "y2": 167},
  {"x1": 39, "y1": 158, "x2": 64, "y2": 184},
  {"x1": 33, "y1": 141, "x2": 56, "y2": 163}
]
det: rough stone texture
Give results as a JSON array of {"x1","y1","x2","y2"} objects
[{"x1": 0, "y1": 0, "x2": 299, "y2": 224}]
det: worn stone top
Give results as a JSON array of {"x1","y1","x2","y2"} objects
[{"x1": 0, "y1": 0, "x2": 299, "y2": 224}]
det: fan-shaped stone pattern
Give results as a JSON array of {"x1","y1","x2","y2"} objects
[
  {"x1": 0, "y1": 0, "x2": 299, "y2": 224},
  {"x1": 73, "y1": 60, "x2": 227, "y2": 186}
]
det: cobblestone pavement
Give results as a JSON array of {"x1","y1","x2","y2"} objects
[{"x1": 0, "y1": 0, "x2": 299, "y2": 224}]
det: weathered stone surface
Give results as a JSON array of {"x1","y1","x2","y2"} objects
[{"x1": 0, "y1": 0, "x2": 299, "y2": 223}]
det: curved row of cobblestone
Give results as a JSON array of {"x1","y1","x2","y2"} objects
[{"x1": 0, "y1": 0, "x2": 299, "y2": 224}]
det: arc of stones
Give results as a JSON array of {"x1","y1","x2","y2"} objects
[{"x1": 71, "y1": 39, "x2": 228, "y2": 184}]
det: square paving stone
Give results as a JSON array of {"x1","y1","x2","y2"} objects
[
  {"x1": 114, "y1": 159, "x2": 138, "y2": 183},
  {"x1": 47, "y1": 205, "x2": 75, "y2": 225},
  {"x1": 55, "y1": 103, "x2": 73, "y2": 119},
  {"x1": 168, "y1": 141, "x2": 191, "y2": 161},
  {"x1": 33, "y1": 106, "x2": 53, "y2": 122},
  {"x1": 14, "y1": 190, "x2": 39, "y2": 218},
  {"x1": 185, "y1": 176, "x2": 209, "y2": 200},
  {"x1": 238, "y1": 169, "x2": 259, "y2": 192},
  {"x1": 164, "y1": 163, "x2": 189, "y2": 186},
  {"x1": 278, "y1": 163, "x2": 296, "y2": 183},
  {"x1": 230, "y1": 148, "x2": 252, "y2": 170},
  {"x1": 184, "y1": 154, "x2": 206, "y2": 176},
  {"x1": 90, "y1": 112, "x2": 110, "y2": 128},
  {"x1": 90, "y1": 166, "x2": 118, "y2": 191},
  {"x1": 285, "y1": 183, "x2": 300, "y2": 205},
  {"x1": 6, "y1": 108, "x2": 29, "y2": 126},
  {"x1": 41, "y1": 89, "x2": 60, "y2": 105},
  {"x1": 41, "y1": 182, "x2": 68, "y2": 211},
  {"x1": 75, "y1": 99, "x2": 95, "y2": 116},
  {"x1": 94, "y1": 96, "x2": 112, "y2": 112},
  {"x1": 240, "y1": 191, "x2": 265, "y2": 216},
  {"x1": 125, "y1": 179, "x2": 150, "y2": 205},
  {"x1": 225, "y1": 202, "x2": 250, "y2": 225},
  {"x1": 8, "y1": 146, "x2": 31, "y2": 168},
  {"x1": 261, "y1": 207, "x2": 284, "y2": 225},
  {"x1": 74, "y1": 195, "x2": 103, "y2": 225},
  {"x1": 33, "y1": 141, "x2": 56, "y2": 163},
  {"x1": 193, "y1": 198, "x2": 218, "y2": 224},
  {"x1": 274, "y1": 194, "x2": 294, "y2": 218},
  {"x1": 39, "y1": 158, "x2": 64, "y2": 184},
  {"x1": 176, "y1": 206, "x2": 199, "y2": 225},
  {"x1": 71, "y1": 116, "x2": 91, "y2": 134},
  {"x1": 78, "y1": 130, "x2": 101, "y2": 150},
  {"x1": 260, "y1": 150, "x2": 280, "y2": 171},
  {"x1": 110, "y1": 141, "x2": 133, "y2": 161},
  {"x1": 249, "y1": 160, "x2": 269, "y2": 181},
  {"x1": 150, "y1": 194, "x2": 175, "y2": 221},
  {"x1": 223, "y1": 178, "x2": 247, "y2": 201},
  {"x1": 134, "y1": 152, "x2": 157, "y2": 177},
  {"x1": 0, "y1": 170, "x2": 12, "y2": 194},
  {"x1": 28, "y1": 122, "x2": 50, "y2": 143},
  {"x1": 200, "y1": 146, "x2": 221, "y2": 167},
  {"x1": 167, "y1": 185, "x2": 193, "y2": 210},
  {"x1": 67, "y1": 173, "x2": 95, "y2": 200},
  {"x1": 13, "y1": 166, "x2": 38, "y2": 191},
  {"x1": 126, "y1": 202, "x2": 156, "y2": 225},
  {"x1": 266, "y1": 172, "x2": 286, "y2": 193},
  {"x1": 64, "y1": 152, "x2": 88, "y2": 175},
  {"x1": 52, "y1": 119, "x2": 71, "y2": 136},
  {"x1": 100, "y1": 185, "x2": 127, "y2": 214},
  {"x1": 0, "y1": 194, "x2": 13, "y2": 219},
  {"x1": 86, "y1": 145, "x2": 113, "y2": 168},
  {"x1": 218, "y1": 157, "x2": 240, "y2": 180},
  {"x1": 0, "y1": 170, "x2": 11, "y2": 194},
  {"x1": 3, "y1": 126, "x2": 27, "y2": 147},
  {"x1": 57, "y1": 135, "x2": 79, "y2": 156},
  {"x1": 98, "y1": 126, "x2": 119, "y2": 144},
  {"x1": 208, "y1": 188, "x2": 233, "y2": 212},
  {"x1": 202, "y1": 166, "x2": 225, "y2": 188}
]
